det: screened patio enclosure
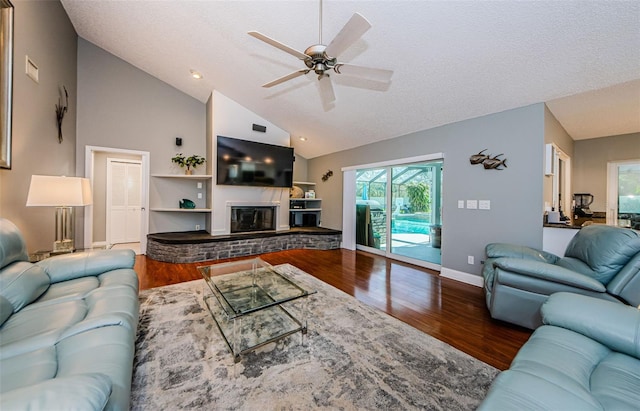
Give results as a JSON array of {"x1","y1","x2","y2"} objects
[{"x1": 355, "y1": 160, "x2": 443, "y2": 267}]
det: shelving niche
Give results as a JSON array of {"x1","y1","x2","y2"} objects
[
  {"x1": 290, "y1": 181, "x2": 321, "y2": 227},
  {"x1": 150, "y1": 174, "x2": 213, "y2": 213}
]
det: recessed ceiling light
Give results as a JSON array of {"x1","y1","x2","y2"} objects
[
  {"x1": 190, "y1": 70, "x2": 203, "y2": 79},
  {"x1": 299, "y1": 137, "x2": 307, "y2": 141}
]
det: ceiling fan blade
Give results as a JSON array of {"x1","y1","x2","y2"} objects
[
  {"x1": 334, "y1": 63, "x2": 393, "y2": 82},
  {"x1": 248, "y1": 31, "x2": 309, "y2": 60},
  {"x1": 324, "y1": 13, "x2": 372, "y2": 58},
  {"x1": 262, "y1": 70, "x2": 309, "y2": 88},
  {"x1": 318, "y1": 75, "x2": 336, "y2": 106}
]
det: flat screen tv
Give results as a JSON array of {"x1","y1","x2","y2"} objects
[{"x1": 216, "y1": 135, "x2": 294, "y2": 187}]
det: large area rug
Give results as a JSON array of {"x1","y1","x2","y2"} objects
[{"x1": 131, "y1": 264, "x2": 497, "y2": 410}]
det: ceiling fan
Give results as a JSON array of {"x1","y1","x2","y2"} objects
[{"x1": 248, "y1": 0, "x2": 393, "y2": 105}]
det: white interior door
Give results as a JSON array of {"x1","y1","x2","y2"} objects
[{"x1": 107, "y1": 159, "x2": 142, "y2": 245}]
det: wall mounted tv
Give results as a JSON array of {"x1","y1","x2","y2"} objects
[{"x1": 216, "y1": 135, "x2": 294, "y2": 188}]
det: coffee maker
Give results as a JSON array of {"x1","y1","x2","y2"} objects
[{"x1": 573, "y1": 193, "x2": 594, "y2": 217}]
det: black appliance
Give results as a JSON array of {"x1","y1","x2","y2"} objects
[
  {"x1": 217, "y1": 135, "x2": 294, "y2": 188},
  {"x1": 573, "y1": 193, "x2": 594, "y2": 217}
]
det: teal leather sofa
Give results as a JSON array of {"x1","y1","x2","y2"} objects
[
  {"x1": 0, "y1": 218, "x2": 139, "y2": 410},
  {"x1": 479, "y1": 292, "x2": 640, "y2": 410},
  {"x1": 483, "y1": 225, "x2": 640, "y2": 329}
]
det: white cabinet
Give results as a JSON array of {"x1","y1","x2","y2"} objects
[
  {"x1": 290, "y1": 181, "x2": 321, "y2": 227},
  {"x1": 150, "y1": 174, "x2": 213, "y2": 212}
]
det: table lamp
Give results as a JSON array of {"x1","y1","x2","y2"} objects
[{"x1": 26, "y1": 175, "x2": 92, "y2": 253}]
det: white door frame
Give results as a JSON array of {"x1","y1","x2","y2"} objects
[{"x1": 84, "y1": 146, "x2": 150, "y2": 254}]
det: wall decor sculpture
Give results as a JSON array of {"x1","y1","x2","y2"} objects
[
  {"x1": 469, "y1": 149, "x2": 507, "y2": 170},
  {"x1": 321, "y1": 170, "x2": 333, "y2": 182},
  {"x1": 55, "y1": 86, "x2": 69, "y2": 143}
]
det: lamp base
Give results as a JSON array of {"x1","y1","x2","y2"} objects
[{"x1": 53, "y1": 239, "x2": 74, "y2": 253}]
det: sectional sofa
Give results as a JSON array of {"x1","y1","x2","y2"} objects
[
  {"x1": 0, "y1": 218, "x2": 139, "y2": 410},
  {"x1": 479, "y1": 292, "x2": 640, "y2": 410}
]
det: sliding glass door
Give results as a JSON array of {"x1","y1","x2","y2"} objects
[
  {"x1": 355, "y1": 168, "x2": 387, "y2": 251},
  {"x1": 355, "y1": 160, "x2": 443, "y2": 268},
  {"x1": 390, "y1": 163, "x2": 442, "y2": 265}
]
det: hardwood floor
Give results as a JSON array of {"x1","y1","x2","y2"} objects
[{"x1": 134, "y1": 248, "x2": 531, "y2": 370}]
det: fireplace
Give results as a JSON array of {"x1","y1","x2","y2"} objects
[{"x1": 230, "y1": 206, "x2": 276, "y2": 233}]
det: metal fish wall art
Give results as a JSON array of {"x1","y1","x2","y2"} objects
[
  {"x1": 469, "y1": 149, "x2": 490, "y2": 164},
  {"x1": 483, "y1": 154, "x2": 507, "y2": 170},
  {"x1": 469, "y1": 150, "x2": 508, "y2": 170}
]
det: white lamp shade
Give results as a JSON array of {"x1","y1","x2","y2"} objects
[{"x1": 26, "y1": 175, "x2": 93, "y2": 206}]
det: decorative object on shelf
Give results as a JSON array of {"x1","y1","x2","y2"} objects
[
  {"x1": 290, "y1": 185, "x2": 304, "y2": 198},
  {"x1": 305, "y1": 190, "x2": 316, "y2": 199},
  {"x1": 171, "y1": 153, "x2": 206, "y2": 175},
  {"x1": 321, "y1": 170, "x2": 333, "y2": 182},
  {"x1": 55, "y1": 85, "x2": 68, "y2": 143},
  {"x1": 179, "y1": 199, "x2": 196, "y2": 209},
  {"x1": 469, "y1": 149, "x2": 507, "y2": 170}
]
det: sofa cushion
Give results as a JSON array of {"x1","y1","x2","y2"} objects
[
  {"x1": 56, "y1": 325, "x2": 135, "y2": 410},
  {"x1": 0, "y1": 346, "x2": 57, "y2": 393},
  {"x1": 0, "y1": 219, "x2": 28, "y2": 269},
  {"x1": 0, "y1": 261, "x2": 50, "y2": 312},
  {"x1": 0, "y1": 295, "x2": 12, "y2": 326},
  {"x1": 35, "y1": 276, "x2": 100, "y2": 304},
  {"x1": 0, "y1": 373, "x2": 112, "y2": 411},
  {"x1": 37, "y1": 249, "x2": 135, "y2": 284},
  {"x1": 0, "y1": 300, "x2": 87, "y2": 348},
  {"x1": 591, "y1": 352, "x2": 640, "y2": 410},
  {"x1": 563, "y1": 225, "x2": 640, "y2": 284}
]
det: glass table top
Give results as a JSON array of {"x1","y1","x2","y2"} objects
[{"x1": 198, "y1": 258, "x2": 315, "y2": 319}]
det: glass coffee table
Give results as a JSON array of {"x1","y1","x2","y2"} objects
[{"x1": 198, "y1": 258, "x2": 316, "y2": 362}]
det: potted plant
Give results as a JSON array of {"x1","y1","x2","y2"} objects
[{"x1": 171, "y1": 153, "x2": 206, "y2": 175}]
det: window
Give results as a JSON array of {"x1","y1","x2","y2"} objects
[{"x1": 607, "y1": 160, "x2": 640, "y2": 229}]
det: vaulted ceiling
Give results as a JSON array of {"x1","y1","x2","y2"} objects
[{"x1": 60, "y1": 0, "x2": 640, "y2": 159}]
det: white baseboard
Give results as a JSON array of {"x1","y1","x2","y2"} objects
[
  {"x1": 440, "y1": 267, "x2": 484, "y2": 288},
  {"x1": 92, "y1": 241, "x2": 108, "y2": 249}
]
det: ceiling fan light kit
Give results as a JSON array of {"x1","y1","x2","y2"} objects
[{"x1": 248, "y1": 0, "x2": 393, "y2": 105}]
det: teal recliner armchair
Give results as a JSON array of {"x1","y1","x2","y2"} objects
[
  {"x1": 483, "y1": 225, "x2": 640, "y2": 329},
  {"x1": 479, "y1": 292, "x2": 640, "y2": 410}
]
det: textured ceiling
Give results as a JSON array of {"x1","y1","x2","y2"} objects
[{"x1": 60, "y1": 0, "x2": 640, "y2": 158}]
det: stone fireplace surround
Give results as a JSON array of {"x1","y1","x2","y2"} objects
[{"x1": 146, "y1": 227, "x2": 342, "y2": 263}]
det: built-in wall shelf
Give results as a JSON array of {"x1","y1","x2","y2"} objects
[
  {"x1": 292, "y1": 181, "x2": 316, "y2": 186},
  {"x1": 289, "y1": 190, "x2": 321, "y2": 227},
  {"x1": 150, "y1": 208, "x2": 212, "y2": 213},
  {"x1": 150, "y1": 174, "x2": 212, "y2": 232},
  {"x1": 151, "y1": 174, "x2": 213, "y2": 179}
]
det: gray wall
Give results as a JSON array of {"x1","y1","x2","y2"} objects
[
  {"x1": 76, "y1": 38, "x2": 206, "y2": 235},
  {"x1": 573, "y1": 132, "x2": 640, "y2": 212},
  {"x1": 0, "y1": 1, "x2": 77, "y2": 252},
  {"x1": 308, "y1": 104, "x2": 545, "y2": 276},
  {"x1": 293, "y1": 153, "x2": 308, "y2": 182}
]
